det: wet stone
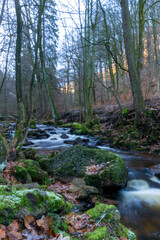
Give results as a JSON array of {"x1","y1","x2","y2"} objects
[{"x1": 61, "y1": 133, "x2": 69, "y2": 139}]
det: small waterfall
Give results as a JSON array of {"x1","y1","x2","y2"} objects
[
  {"x1": 119, "y1": 170, "x2": 160, "y2": 239},
  {"x1": 120, "y1": 172, "x2": 160, "y2": 213}
]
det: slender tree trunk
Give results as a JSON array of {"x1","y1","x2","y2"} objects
[
  {"x1": 12, "y1": 0, "x2": 25, "y2": 148},
  {"x1": 0, "y1": 37, "x2": 11, "y2": 95},
  {"x1": 137, "y1": 0, "x2": 145, "y2": 79},
  {"x1": 66, "y1": 58, "x2": 70, "y2": 110},
  {"x1": 121, "y1": 0, "x2": 145, "y2": 119},
  {"x1": 152, "y1": 20, "x2": 159, "y2": 91},
  {"x1": 39, "y1": 21, "x2": 59, "y2": 120}
]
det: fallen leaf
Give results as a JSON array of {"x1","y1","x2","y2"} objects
[
  {"x1": 7, "y1": 230, "x2": 22, "y2": 240},
  {"x1": 0, "y1": 228, "x2": 6, "y2": 239},
  {"x1": 36, "y1": 216, "x2": 52, "y2": 232},
  {"x1": 8, "y1": 220, "x2": 22, "y2": 232},
  {"x1": 68, "y1": 226, "x2": 75, "y2": 234},
  {"x1": 24, "y1": 215, "x2": 36, "y2": 230}
]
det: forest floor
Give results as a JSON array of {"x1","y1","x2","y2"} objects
[
  {"x1": 1, "y1": 99, "x2": 160, "y2": 239},
  {"x1": 60, "y1": 98, "x2": 160, "y2": 155}
]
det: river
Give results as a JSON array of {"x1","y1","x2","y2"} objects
[{"x1": 2, "y1": 123, "x2": 160, "y2": 240}]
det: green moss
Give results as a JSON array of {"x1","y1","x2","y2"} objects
[
  {"x1": 12, "y1": 165, "x2": 32, "y2": 183},
  {"x1": 18, "y1": 159, "x2": 48, "y2": 184},
  {"x1": 22, "y1": 148, "x2": 37, "y2": 159},
  {"x1": 85, "y1": 202, "x2": 136, "y2": 240},
  {"x1": 16, "y1": 142, "x2": 23, "y2": 151},
  {"x1": 135, "y1": 147, "x2": 145, "y2": 151},
  {"x1": 66, "y1": 202, "x2": 72, "y2": 213},
  {"x1": 62, "y1": 122, "x2": 89, "y2": 135},
  {"x1": 42, "y1": 120, "x2": 55, "y2": 126},
  {"x1": 30, "y1": 124, "x2": 36, "y2": 129},
  {"x1": 54, "y1": 120, "x2": 63, "y2": 126},
  {"x1": 39, "y1": 158, "x2": 53, "y2": 173},
  {"x1": 0, "y1": 136, "x2": 7, "y2": 164},
  {"x1": 83, "y1": 226, "x2": 107, "y2": 240},
  {"x1": 86, "y1": 202, "x2": 116, "y2": 220},
  {"x1": 40, "y1": 145, "x2": 128, "y2": 188},
  {"x1": 122, "y1": 108, "x2": 128, "y2": 116},
  {"x1": 19, "y1": 159, "x2": 40, "y2": 167},
  {"x1": 0, "y1": 187, "x2": 69, "y2": 225},
  {"x1": 0, "y1": 133, "x2": 2, "y2": 140},
  {"x1": 27, "y1": 165, "x2": 48, "y2": 184},
  {"x1": 118, "y1": 224, "x2": 136, "y2": 240},
  {"x1": 15, "y1": 129, "x2": 21, "y2": 140},
  {"x1": 30, "y1": 121, "x2": 36, "y2": 129}
]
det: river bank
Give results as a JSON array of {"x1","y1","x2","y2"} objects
[
  {"x1": 0, "y1": 98, "x2": 160, "y2": 239},
  {"x1": 59, "y1": 98, "x2": 160, "y2": 155},
  {"x1": 0, "y1": 130, "x2": 136, "y2": 240}
]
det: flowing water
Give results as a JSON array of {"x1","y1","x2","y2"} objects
[
  {"x1": 26, "y1": 126, "x2": 160, "y2": 240},
  {"x1": 99, "y1": 146, "x2": 160, "y2": 240},
  {"x1": 1, "y1": 124, "x2": 160, "y2": 239}
]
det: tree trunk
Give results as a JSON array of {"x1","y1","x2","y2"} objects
[
  {"x1": 12, "y1": 0, "x2": 25, "y2": 148},
  {"x1": 121, "y1": 0, "x2": 145, "y2": 119}
]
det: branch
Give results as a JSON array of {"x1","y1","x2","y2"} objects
[
  {"x1": 144, "y1": 1, "x2": 160, "y2": 14},
  {"x1": 0, "y1": 37, "x2": 12, "y2": 94},
  {"x1": 0, "y1": 0, "x2": 6, "y2": 26},
  {"x1": 95, "y1": 72, "x2": 110, "y2": 90},
  {"x1": 145, "y1": 18, "x2": 160, "y2": 24},
  {"x1": 104, "y1": 44, "x2": 129, "y2": 73}
]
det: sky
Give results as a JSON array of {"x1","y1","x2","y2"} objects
[{"x1": 56, "y1": 0, "x2": 85, "y2": 46}]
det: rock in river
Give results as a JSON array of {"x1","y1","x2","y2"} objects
[{"x1": 39, "y1": 145, "x2": 128, "y2": 188}]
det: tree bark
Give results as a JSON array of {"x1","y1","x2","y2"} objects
[{"x1": 121, "y1": 0, "x2": 145, "y2": 119}]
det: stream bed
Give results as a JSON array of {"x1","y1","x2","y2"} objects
[
  {"x1": 1, "y1": 123, "x2": 160, "y2": 240},
  {"x1": 27, "y1": 125, "x2": 160, "y2": 240}
]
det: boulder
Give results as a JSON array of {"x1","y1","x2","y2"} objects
[
  {"x1": 23, "y1": 139, "x2": 34, "y2": 146},
  {"x1": 83, "y1": 202, "x2": 136, "y2": 240},
  {"x1": 72, "y1": 178, "x2": 86, "y2": 186},
  {"x1": 12, "y1": 165, "x2": 32, "y2": 183},
  {"x1": 27, "y1": 131, "x2": 50, "y2": 140},
  {"x1": 149, "y1": 164, "x2": 160, "y2": 179},
  {"x1": 68, "y1": 178, "x2": 98, "y2": 199},
  {"x1": 39, "y1": 146, "x2": 128, "y2": 188},
  {"x1": 22, "y1": 148, "x2": 37, "y2": 160},
  {"x1": 0, "y1": 185, "x2": 71, "y2": 225},
  {"x1": 78, "y1": 185, "x2": 98, "y2": 199},
  {"x1": 14, "y1": 182, "x2": 40, "y2": 189},
  {"x1": 12, "y1": 159, "x2": 48, "y2": 184},
  {"x1": 61, "y1": 134, "x2": 69, "y2": 139},
  {"x1": 0, "y1": 134, "x2": 7, "y2": 164}
]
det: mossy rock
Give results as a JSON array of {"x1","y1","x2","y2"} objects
[
  {"x1": 85, "y1": 202, "x2": 136, "y2": 240},
  {"x1": 62, "y1": 122, "x2": 89, "y2": 135},
  {"x1": 16, "y1": 159, "x2": 48, "y2": 184},
  {"x1": 86, "y1": 202, "x2": 120, "y2": 222},
  {"x1": 30, "y1": 120, "x2": 36, "y2": 129},
  {"x1": 22, "y1": 148, "x2": 37, "y2": 160},
  {"x1": 0, "y1": 134, "x2": 8, "y2": 164},
  {"x1": 82, "y1": 226, "x2": 108, "y2": 240},
  {"x1": 0, "y1": 186, "x2": 71, "y2": 225},
  {"x1": 12, "y1": 165, "x2": 32, "y2": 183},
  {"x1": 39, "y1": 146, "x2": 128, "y2": 188}
]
